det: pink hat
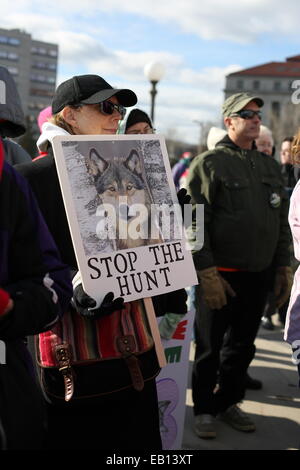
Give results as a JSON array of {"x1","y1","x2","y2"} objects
[
  {"x1": 37, "y1": 106, "x2": 52, "y2": 132},
  {"x1": 182, "y1": 151, "x2": 192, "y2": 159}
]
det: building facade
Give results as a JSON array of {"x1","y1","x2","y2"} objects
[
  {"x1": 224, "y1": 55, "x2": 300, "y2": 148},
  {"x1": 0, "y1": 27, "x2": 58, "y2": 138}
]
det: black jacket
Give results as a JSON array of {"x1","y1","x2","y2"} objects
[
  {"x1": 187, "y1": 135, "x2": 291, "y2": 271},
  {"x1": 16, "y1": 153, "x2": 77, "y2": 270},
  {"x1": 0, "y1": 160, "x2": 72, "y2": 449}
]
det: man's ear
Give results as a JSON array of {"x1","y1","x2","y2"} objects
[
  {"x1": 61, "y1": 106, "x2": 78, "y2": 127},
  {"x1": 224, "y1": 116, "x2": 231, "y2": 129}
]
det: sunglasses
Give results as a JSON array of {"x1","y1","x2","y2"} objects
[
  {"x1": 98, "y1": 100, "x2": 126, "y2": 119},
  {"x1": 231, "y1": 110, "x2": 262, "y2": 120}
]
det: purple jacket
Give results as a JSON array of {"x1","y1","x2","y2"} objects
[{"x1": 172, "y1": 159, "x2": 189, "y2": 190}]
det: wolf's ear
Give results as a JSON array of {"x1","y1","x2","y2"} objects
[
  {"x1": 86, "y1": 148, "x2": 108, "y2": 176},
  {"x1": 125, "y1": 150, "x2": 142, "y2": 175}
]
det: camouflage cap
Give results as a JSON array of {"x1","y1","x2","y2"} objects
[{"x1": 222, "y1": 92, "x2": 264, "y2": 117}]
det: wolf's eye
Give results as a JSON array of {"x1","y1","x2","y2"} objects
[
  {"x1": 108, "y1": 186, "x2": 115, "y2": 192},
  {"x1": 127, "y1": 184, "x2": 133, "y2": 191}
]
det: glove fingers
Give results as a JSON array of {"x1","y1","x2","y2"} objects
[
  {"x1": 113, "y1": 298, "x2": 125, "y2": 310},
  {"x1": 208, "y1": 298, "x2": 225, "y2": 310},
  {"x1": 205, "y1": 298, "x2": 215, "y2": 309},
  {"x1": 276, "y1": 297, "x2": 285, "y2": 308},
  {"x1": 74, "y1": 285, "x2": 96, "y2": 308},
  {"x1": 183, "y1": 195, "x2": 191, "y2": 204},
  {"x1": 80, "y1": 308, "x2": 96, "y2": 318},
  {"x1": 81, "y1": 297, "x2": 97, "y2": 308},
  {"x1": 76, "y1": 291, "x2": 125, "y2": 319},
  {"x1": 177, "y1": 188, "x2": 191, "y2": 208},
  {"x1": 223, "y1": 280, "x2": 236, "y2": 298},
  {"x1": 276, "y1": 291, "x2": 289, "y2": 308},
  {"x1": 274, "y1": 282, "x2": 281, "y2": 297},
  {"x1": 218, "y1": 290, "x2": 227, "y2": 309},
  {"x1": 102, "y1": 292, "x2": 114, "y2": 304},
  {"x1": 177, "y1": 188, "x2": 187, "y2": 202},
  {"x1": 205, "y1": 292, "x2": 227, "y2": 310},
  {"x1": 96, "y1": 293, "x2": 125, "y2": 317}
]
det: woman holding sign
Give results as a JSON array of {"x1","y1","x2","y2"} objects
[{"x1": 16, "y1": 74, "x2": 187, "y2": 450}]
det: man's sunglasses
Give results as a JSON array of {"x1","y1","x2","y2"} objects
[
  {"x1": 230, "y1": 110, "x2": 262, "y2": 120},
  {"x1": 98, "y1": 100, "x2": 126, "y2": 119}
]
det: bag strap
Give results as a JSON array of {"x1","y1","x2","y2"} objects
[
  {"x1": 55, "y1": 344, "x2": 74, "y2": 402},
  {"x1": 116, "y1": 335, "x2": 144, "y2": 391},
  {"x1": 54, "y1": 335, "x2": 145, "y2": 401}
]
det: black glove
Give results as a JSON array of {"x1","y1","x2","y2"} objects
[
  {"x1": 73, "y1": 285, "x2": 125, "y2": 319},
  {"x1": 152, "y1": 288, "x2": 188, "y2": 317},
  {"x1": 177, "y1": 188, "x2": 191, "y2": 218}
]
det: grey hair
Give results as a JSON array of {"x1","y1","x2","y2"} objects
[{"x1": 259, "y1": 125, "x2": 274, "y2": 146}]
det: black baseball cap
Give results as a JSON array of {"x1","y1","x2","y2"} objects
[{"x1": 52, "y1": 74, "x2": 137, "y2": 114}]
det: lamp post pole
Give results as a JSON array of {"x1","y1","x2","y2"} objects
[
  {"x1": 144, "y1": 62, "x2": 165, "y2": 125},
  {"x1": 150, "y1": 80, "x2": 158, "y2": 123}
]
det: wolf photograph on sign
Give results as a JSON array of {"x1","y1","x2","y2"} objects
[
  {"x1": 86, "y1": 146, "x2": 163, "y2": 250},
  {"x1": 61, "y1": 137, "x2": 178, "y2": 256}
]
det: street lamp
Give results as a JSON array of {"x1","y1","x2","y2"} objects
[{"x1": 144, "y1": 61, "x2": 165, "y2": 124}]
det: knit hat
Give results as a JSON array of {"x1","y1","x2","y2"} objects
[
  {"x1": 125, "y1": 109, "x2": 153, "y2": 133},
  {"x1": 37, "y1": 106, "x2": 52, "y2": 132},
  {"x1": 207, "y1": 127, "x2": 227, "y2": 150}
]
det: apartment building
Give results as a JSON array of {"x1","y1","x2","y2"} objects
[
  {"x1": 224, "y1": 55, "x2": 300, "y2": 146},
  {"x1": 0, "y1": 27, "x2": 58, "y2": 138}
]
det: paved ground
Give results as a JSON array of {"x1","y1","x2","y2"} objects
[{"x1": 182, "y1": 316, "x2": 300, "y2": 450}]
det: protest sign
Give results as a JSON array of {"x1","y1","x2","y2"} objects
[
  {"x1": 52, "y1": 134, "x2": 198, "y2": 306},
  {"x1": 156, "y1": 308, "x2": 195, "y2": 449}
]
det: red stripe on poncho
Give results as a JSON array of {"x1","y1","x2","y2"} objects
[{"x1": 0, "y1": 288, "x2": 10, "y2": 316}]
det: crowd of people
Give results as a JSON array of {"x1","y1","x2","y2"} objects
[{"x1": 1, "y1": 63, "x2": 300, "y2": 450}]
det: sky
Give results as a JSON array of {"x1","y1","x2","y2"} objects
[{"x1": 3, "y1": 0, "x2": 300, "y2": 145}]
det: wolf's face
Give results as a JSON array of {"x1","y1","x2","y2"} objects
[
  {"x1": 87, "y1": 148, "x2": 151, "y2": 220},
  {"x1": 87, "y1": 148, "x2": 161, "y2": 249}
]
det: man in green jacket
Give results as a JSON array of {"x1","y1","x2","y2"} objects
[{"x1": 187, "y1": 92, "x2": 292, "y2": 439}]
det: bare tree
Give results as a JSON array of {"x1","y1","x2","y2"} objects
[
  {"x1": 269, "y1": 101, "x2": 300, "y2": 153},
  {"x1": 193, "y1": 120, "x2": 219, "y2": 153}
]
